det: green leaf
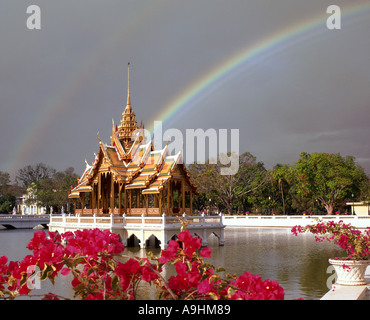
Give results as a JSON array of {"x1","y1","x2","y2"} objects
[
  {"x1": 41, "y1": 264, "x2": 54, "y2": 281},
  {"x1": 139, "y1": 259, "x2": 147, "y2": 267},
  {"x1": 73, "y1": 282, "x2": 87, "y2": 295},
  {"x1": 72, "y1": 257, "x2": 86, "y2": 266},
  {"x1": 111, "y1": 275, "x2": 119, "y2": 294},
  {"x1": 107, "y1": 259, "x2": 116, "y2": 271},
  {"x1": 19, "y1": 273, "x2": 28, "y2": 288},
  {"x1": 208, "y1": 292, "x2": 219, "y2": 300},
  {"x1": 208, "y1": 274, "x2": 220, "y2": 283},
  {"x1": 48, "y1": 274, "x2": 55, "y2": 286},
  {"x1": 63, "y1": 259, "x2": 74, "y2": 268},
  {"x1": 185, "y1": 260, "x2": 193, "y2": 271},
  {"x1": 227, "y1": 287, "x2": 236, "y2": 297}
]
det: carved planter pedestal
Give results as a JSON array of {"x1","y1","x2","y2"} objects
[{"x1": 329, "y1": 259, "x2": 369, "y2": 286}]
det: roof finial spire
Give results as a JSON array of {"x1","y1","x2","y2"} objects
[{"x1": 127, "y1": 62, "x2": 131, "y2": 106}]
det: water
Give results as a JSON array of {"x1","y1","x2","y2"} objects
[
  {"x1": 0, "y1": 227, "x2": 343, "y2": 300},
  {"x1": 205, "y1": 227, "x2": 343, "y2": 300}
]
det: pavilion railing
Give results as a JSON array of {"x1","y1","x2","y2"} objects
[
  {"x1": 49, "y1": 213, "x2": 224, "y2": 230},
  {"x1": 75, "y1": 208, "x2": 191, "y2": 217}
]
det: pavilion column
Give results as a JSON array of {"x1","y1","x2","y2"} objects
[
  {"x1": 81, "y1": 193, "x2": 85, "y2": 215},
  {"x1": 154, "y1": 194, "x2": 158, "y2": 208},
  {"x1": 98, "y1": 173, "x2": 101, "y2": 214},
  {"x1": 118, "y1": 183, "x2": 123, "y2": 215},
  {"x1": 124, "y1": 189, "x2": 128, "y2": 214},
  {"x1": 182, "y1": 180, "x2": 185, "y2": 214},
  {"x1": 159, "y1": 191, "x2": 162, "y2": 215},
  {"x1": 91, "y1": 186, "x2": 96, "y2": 215},
  {"x1": 73, "y1": 199, "x2": 77, "y2": 215},
  {"x1": 129, "y1": 190, "x2": 132, "y2": 215},
  {"x1": 190, "y1": 190, "x2": 193, "y2": 215},
  {"x1": 102, "y1": 175, "x2": 105, "y2": 212},
  {"x1": 145, "y1": 194, "x2": 148, "y2": 216},
  {"x1": 95, "y1": 184, "x2": 99, "y2": 213},
  {"x1": 139, "y1": 191, "x2": 143, "y2": 209},
  {"x1": 167, "y1": 184, "x2": 170, "y2": 215},
  {"x1": 110, "y1": 174, "x2": 115, "y2": 214},
  {"x1": 104, "y1": 174, "x2": 108, "y2": 213},
  {"x1": 136, "y1": 189, "x2": 140, "y2": 208}
]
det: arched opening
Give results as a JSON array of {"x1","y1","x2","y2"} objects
[
  {"x1": 126, "y1": 234, "x2": 141, "y2": 247},
  {"x1": 1, "y1": 224, "x2": 15, "y2": 230},
  {"x1": 145, "y1": 234, "x2": 161, "y2": 248},
  {"x1": 207, "y1": 232, "x2": 221, "y2": 246}
]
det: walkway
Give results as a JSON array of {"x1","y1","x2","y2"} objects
[{"x1": 0, "y1": 214, "x2": 50, "y2": 229}]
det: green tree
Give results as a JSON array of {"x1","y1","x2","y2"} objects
[
  {"x1": 272, "y1": 164, "x2": 294, "y2": 215},
  {"x1": 190, "y1": 152, "x2": 268, "y2": 214},
  {"x1": 0, "y1": 171, "x2": 20, "y2": 213},
  {"x1": 0, "y1": 171, "x2": 11, "y2": 196},
  {"x1": 16, "y1": 163, "x2": 55, "y2": 188},
  {"x1": 358, "y1": 177, "x2": 370, "y2": 201},
  {"x1": 294, "y1": 152, "x2": 368, "y2": 215},
  {"x1": 0, "y1": 194, "x2": 16, "y2": 213},
  {"x1": 37, "y1": 167, "x2": 79, "y2": 213}
]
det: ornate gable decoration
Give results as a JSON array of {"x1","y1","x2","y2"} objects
[{"x1": 68, "y1": 64, "x2": 197, "y2": 201}]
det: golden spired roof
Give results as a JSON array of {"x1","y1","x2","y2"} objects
[
  {"x1": 69, "y1": 63, "x2": 198, "y2": 200},
  {"x1": 117, "y1": 63, "x2": 139, "y2": 149}
]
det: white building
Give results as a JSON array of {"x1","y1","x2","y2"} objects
[
  {"x1": 15, "y1": 183, "x2": 46, "y2": 215},
  {"x1": 346, "y1": 201, "x2": 370, "y2": 216}
]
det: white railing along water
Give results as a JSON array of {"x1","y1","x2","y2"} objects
[{"x1": 221, "y1": 215, "x2": 370, "y2": 229}]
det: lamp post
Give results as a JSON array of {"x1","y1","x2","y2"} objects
[
  {"x1": 352, "y1": 193, "x2": 354, "y2": 216},
  {"x1": 268, "y1": 196, "x2": 271, "y2": 215}
]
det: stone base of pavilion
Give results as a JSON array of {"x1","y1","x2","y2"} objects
[{"x1": 48, "y1": 212, "x2": 225, "y2": 249}]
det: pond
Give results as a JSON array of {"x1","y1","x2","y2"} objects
[{"x1": 0, "y1": 227, "x2": 343, "y2": 300}]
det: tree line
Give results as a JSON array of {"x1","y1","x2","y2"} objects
[
  {"x1": 188, "y1": 152, "x2": 370, "y2": 215},
  {"x1": 0, "y1": 151, "x2": 369, "y2": 215},
  {"x1": 0, "y1": 163, "x2": 79, "y2": 214}
]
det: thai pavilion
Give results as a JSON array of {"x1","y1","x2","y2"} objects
[{"x1": 68, "y1": 65, "x2": 198, "y2": 217}]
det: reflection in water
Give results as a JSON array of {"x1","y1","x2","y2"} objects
[
  {"x1": 0, "y1": 227, "x2": 344, "y2": 300},
  {"x1": 127, "y1": 227, "x2": 344, "y2": 300},
  {"x1": 202, "y1": 228, "x2": 343, "y2": 300}
]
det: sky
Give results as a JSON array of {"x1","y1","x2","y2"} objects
[{"x1": 1, "y1": 0, "x2": 370, "y2": 182}]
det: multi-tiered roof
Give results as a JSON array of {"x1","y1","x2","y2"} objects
[{"x1": 69, "y1": 64, "x2": 197, "y2": 204}]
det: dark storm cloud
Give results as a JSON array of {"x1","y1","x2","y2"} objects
[{"x1": 0, "y1": 0, "x2": 369, "y2": 180}]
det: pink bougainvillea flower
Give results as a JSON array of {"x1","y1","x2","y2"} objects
[
  {"x1": 158, "y1": 240, "x2": 179, "y2": 264},
  {"x1": 0, "y1": 227, "x2": 292, "y2": 300},
  {"x1": 200, "y1": 247, "x2": 212, "y2": 258},
  {"x1": 61, "y1": 267, "x2": 70, "y2": 276}
]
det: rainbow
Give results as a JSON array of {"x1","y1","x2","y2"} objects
[
  {"x1": 7, "y1": 2, "x2": 370, "y2": 175},
  {"x1": 7, "y1": 0, "x2": 169, "y2": 176},
  {"x1": 147, "y1": 2, "x2": 370, "y2": 134}
]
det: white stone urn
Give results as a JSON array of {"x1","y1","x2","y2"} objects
[{"x1": 329, "y1": 258, "x2": 369, "y2": 286}]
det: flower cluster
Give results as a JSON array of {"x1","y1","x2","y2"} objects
[
  {"x1": 0, "y1": 227, "x2": 285, "y2": 300},
  {"x1": 292, "y1": 219, "x2": 370, "y2": 260},
  {"x1": 156, "y1": 229, "x2": 284, "y2": 300}
]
